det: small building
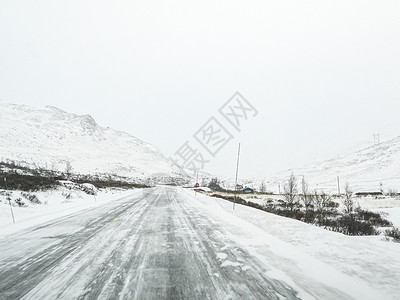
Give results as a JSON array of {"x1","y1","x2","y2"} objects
[{"x1": 242, "y1": 187, "x2": 254, "y2": 194}]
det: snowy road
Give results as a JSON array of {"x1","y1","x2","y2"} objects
[{"x1": 0, "y1": 187, "x2": 299, "y2": 300}]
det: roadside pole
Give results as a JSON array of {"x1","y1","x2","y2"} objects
[
  {"x1": 195, "y1": 170, "x2": 199, "y2": 197},
  {"x1": 4, "y1": 178, "x2": 15, "y2": 223},
  {"x1": 233, "y1": 143, "x2": 241, "y2": 211}
]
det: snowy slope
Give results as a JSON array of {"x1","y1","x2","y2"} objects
[
  {"x1": 0, "y1": 101, "x2": 182, "y2": 179},
  {"x1": 262, "y1": 136, "x2": 400, "y2": 193},
  {"x1": 217, "y1": 135, "x2": 400, "y2": 194}
]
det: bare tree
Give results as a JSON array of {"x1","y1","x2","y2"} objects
[
  {"x1": 343, "y1": 183, "x2": 354, "y2": 213},
  {"x1": 313, "y1": 190, "x2": 333, "y2": 224},
  {"x1": 313, "y1": 190, "x2": 323, "y2": 213},
  {"x1": 387, "y1": 188, "x2": 398, "y2": 197},
  {"x1": 65, "y1": 161, "x2": 73, "y2": 180},
  {"x1": 300, "y1": 177, "x2": 315, "y2": 222},
  {"x1": 201, "y1": 177, "x2": 208, "y2": 187},
  {"x1": 301, "y1": 177, "x2": 312, "y2": 210},
  {"x1": 284, "y1": 173, "x2": 298, "y2": 211},
  {"x1": 259, "y1": 180, "x2": 266, "y2": 193}
]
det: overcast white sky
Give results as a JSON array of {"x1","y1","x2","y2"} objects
[{"x1": 1, "y1": 0, "x2": 399, "y2": 179}]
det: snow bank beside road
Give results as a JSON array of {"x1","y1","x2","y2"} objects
[
  {"x1": 0, "y1": 187, "x2": 138, "y2": 238},
  {"x1": 181, "y1": 188, "x2": 400, "y2": 300}
]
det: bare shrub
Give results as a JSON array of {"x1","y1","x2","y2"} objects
[
  {"x1": 336, "y1": 214, "x2": 377, "y2": 236},
  {"x1": 385, "y1": 227, "x2": 400, "y2": 242},
  {"x1": 355, "y1": 208, "x2": 392, "y2": 227},
  {"x1": 208, "y1": 177, "x2": 223, "y2": 191},
  {"x1": 22, "y1": 192, "x2": 41, "y2": 204}
]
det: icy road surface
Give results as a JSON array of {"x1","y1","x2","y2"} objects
[{"x1": 0, "y1": 187, "x2": 299, "y2": 300}]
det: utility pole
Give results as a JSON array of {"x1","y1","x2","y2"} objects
[
  {"x1": 278, "y1": 184, "x2": 281, "y2": 195},
  {"x1": 233, "y1": 143, "x2": 241, "y2": 211},
  {"x1": 337, "y1": 176, "x2": 341, "y2": 196},
  {"x1": 4, "y1": 178, "x2": 15, "y2": 223}
]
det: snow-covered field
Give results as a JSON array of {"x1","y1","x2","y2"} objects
[
  {"x1": 236, "y1": 193, "x2": 400, "y2": 228},
  {"x1": 182, "y1": 188, "x2": 400, "y2": 299},
  {"x1": 374, "y1": 207, "x2": 400, "y2": 228}
]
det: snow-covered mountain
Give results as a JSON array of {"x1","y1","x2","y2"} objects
[
  {"x1": 260, "y1": 135, "x2": 400, "y2": 194},
  {"x1": 0, "y1": 101, "x2": 183, "y2": 180}
]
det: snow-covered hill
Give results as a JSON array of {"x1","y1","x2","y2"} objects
[
  {"x1": 0, "y1": 101, "x2": 183, "y2": 180},
  {"x1": 217, "y1": 135, "x2": 400, "y2": 194},
  {"x1": 261, "y1": 135, "x2": 400, "y2": 193}
]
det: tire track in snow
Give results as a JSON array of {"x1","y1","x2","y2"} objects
[{"x1": 0, "y1": 187, "x2": 300, "y2": 299}]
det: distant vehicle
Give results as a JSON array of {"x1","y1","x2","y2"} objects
[
  {"x1": 194, "y1": 183, "x2": 199, "y2": 187},
  {"x1": 242, "y1": 187, "x2": 254, "y2": 194}
]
